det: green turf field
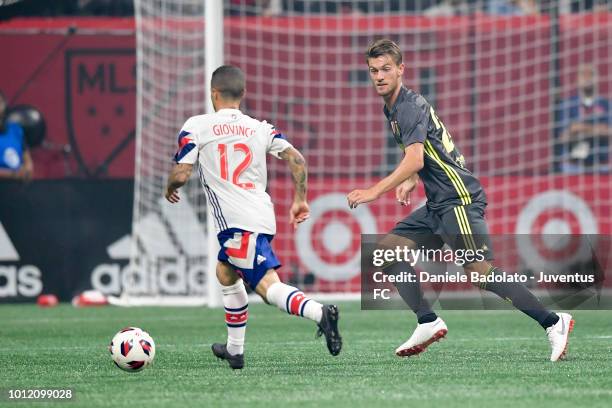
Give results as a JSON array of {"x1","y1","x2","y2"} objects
[{"x1": 0, "y1": 302, "x2": 611, "y2": 407}]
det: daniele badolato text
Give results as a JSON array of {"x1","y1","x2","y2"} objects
[
  {"x1": 370, "y1": 270, "x2": 596, "y2": 285},
  {"x1": 365, "y1": 246, "x2": 596, "y2": 302}
]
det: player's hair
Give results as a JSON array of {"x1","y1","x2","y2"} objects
[
  {"x1": 365, "y1": 39, "x2": 403, "y2": 66},
  {"x1": 211, "y1": 65, "x2": 245, "y2": 100}
]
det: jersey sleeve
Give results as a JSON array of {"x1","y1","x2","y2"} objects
[
  {"x1": 174, "y1": 117, "x2": 199, "y2": 164},
  {"x1": 397, "y1": 101, "x2": 429, "y2": 147},
  {"x1": 265, "y1": 123, "x2": 293, "y2": 159}
]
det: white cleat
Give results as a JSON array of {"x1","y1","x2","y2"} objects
[
  {"x1": 395, "y1": 317, "x2": 448, "y2": 357},
  {"x1": 546, "y1": 312, "x2": 575, "y2": 362}
]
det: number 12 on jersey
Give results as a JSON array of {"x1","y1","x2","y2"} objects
[{"x1": 217, "y1": 143, "x2": 255, "y2": 189}]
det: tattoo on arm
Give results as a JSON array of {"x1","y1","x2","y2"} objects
[
  {"x1": 279, "y1": 147, "x2": 307, "y2": 201},
  {"x1": 167, "y1": 163, "x2": 193, "y2": 191}
]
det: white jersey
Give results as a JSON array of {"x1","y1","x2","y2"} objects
[{"x1": 174, "y1": 108, "x2": 292, "y2": 235}]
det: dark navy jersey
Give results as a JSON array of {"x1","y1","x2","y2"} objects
[{"x1": 383, "y1": 86, "x2": 486, "y2": 211}]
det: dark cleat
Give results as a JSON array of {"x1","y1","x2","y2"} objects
[
  {"x1": 316, "y1": 304, "x2": 342, "y2": 356},
  {"x1": 211, "y1": 343, "x2": 244, "y2": 370}
]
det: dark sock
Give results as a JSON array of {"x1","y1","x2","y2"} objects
[
  {"x1": 541, "y1": 313, "x2": 560, "y2": 329},
  {"x1": 383, "y1": 262, "x2": 437, "y2": 323},
  {"x1": 417, "y1": 312, "x2": 438, "y2": 324},
  {"x1": 482, "y1": 267, "x2": 559, "y2": 329}
]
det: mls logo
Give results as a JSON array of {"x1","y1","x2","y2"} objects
[{"x1": 65, "y1": 49, "x2": 136, "y2": 177}]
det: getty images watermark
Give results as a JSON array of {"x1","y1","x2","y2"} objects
[{"x1": 361, "y1": 234, "x2": 609, "y2": 310}]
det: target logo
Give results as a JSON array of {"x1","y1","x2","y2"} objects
[
  {"x1": 515, "y1": 190, "x2": 598, "y2": 271},
  {"x1": 295, "y1": 193, "x2": 377, "y2": 281}
]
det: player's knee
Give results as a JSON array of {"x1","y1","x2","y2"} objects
[
  {"x1": 216, "y1": 262, "x2": 240, "y2": 286},
  {"x1": 375, "y1": 235, "x2": 418, "y2": 267},
  {"x1": 463, "y1": 260, "x2": 491, "y2": 277},
  {"x1": 255, "y1": 269, "x2": 281, "y2": 299}
]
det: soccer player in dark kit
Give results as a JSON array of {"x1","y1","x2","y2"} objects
[{"x1": 347, "y1": 39, "x2": 573, "y2": 362}]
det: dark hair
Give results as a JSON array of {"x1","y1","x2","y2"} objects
[
  {"x1": 211, "y1": 65, "x2": 245, "y2": 100},
  {"x1": 365, "y1": 39, "x2": 403, "y2": 66}
]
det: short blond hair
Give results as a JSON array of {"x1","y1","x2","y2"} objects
[{"x1": 365, "y1": 39, "x2": 403, "y2": 65}]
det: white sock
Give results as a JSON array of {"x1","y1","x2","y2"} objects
[
  {"x1": 221, "y1": 280, "x2": 248, "y2": 356},
  {"x1": 266, "y1": 282, "x2": 323, "y2": 323}
]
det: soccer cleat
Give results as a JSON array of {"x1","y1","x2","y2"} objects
[
  {"x1": 211, "y1": 343, "x2": 244, "y2": 369},
  {"x1": 316, "y1": 304, "x2": 342, "y2": 356},
  {"x1": 546, "y1": 313, "x2": 575, "y2": 362},
  {"x1": 395, "y1": 317, "x2": 448, "y2": 357}
]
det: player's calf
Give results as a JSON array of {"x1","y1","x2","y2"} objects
[
  {"x1": 263, "y1": 278, "x2": 342, "y2": 355},
  {"x1": 468, "y1": 264, "x2": 561, "y2": 330},
  {"x1": 266, "y1": 281, "x2": 323, "y2": 322},
  {"x1": 220, "y1": 279, "x2": 248, "y2": 357}
]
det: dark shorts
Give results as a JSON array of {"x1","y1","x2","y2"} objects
[
  {"x1": 217, "y1": 228, "x2": 281, "y2": 289},
  {"x1": 390, "y1": 202, "x2": 494, "y2": 261}
]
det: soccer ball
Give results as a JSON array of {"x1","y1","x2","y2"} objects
[{"x1": 109, "y1": 327, "x2": 155, "y2": 372}]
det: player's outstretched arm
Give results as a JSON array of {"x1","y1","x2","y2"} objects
[
  {"x1": 278, "y1": 147, "x2": 309, "y2": 229},
  {"x1": 165, "y1": 163, "x2": 193, "y2": 203},
  {"x1": 347, "y1": 143, "x2": 424, "y2": 209}
]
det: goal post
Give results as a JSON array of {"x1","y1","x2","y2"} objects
[{"x1": 204, "y1": 0, "x2": 224, "y2": 308}]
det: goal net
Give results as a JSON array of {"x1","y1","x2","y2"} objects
[
  {"x1": 128, "y1": 0, "x2": 612, "y2": 305},
  {"x1": 120, "y1": 0, "x2": 210, "y2": 306}
]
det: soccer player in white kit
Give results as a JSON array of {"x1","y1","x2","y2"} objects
[{"x1": 165, "y1": 65, "x2": 342, "y2": 369}]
